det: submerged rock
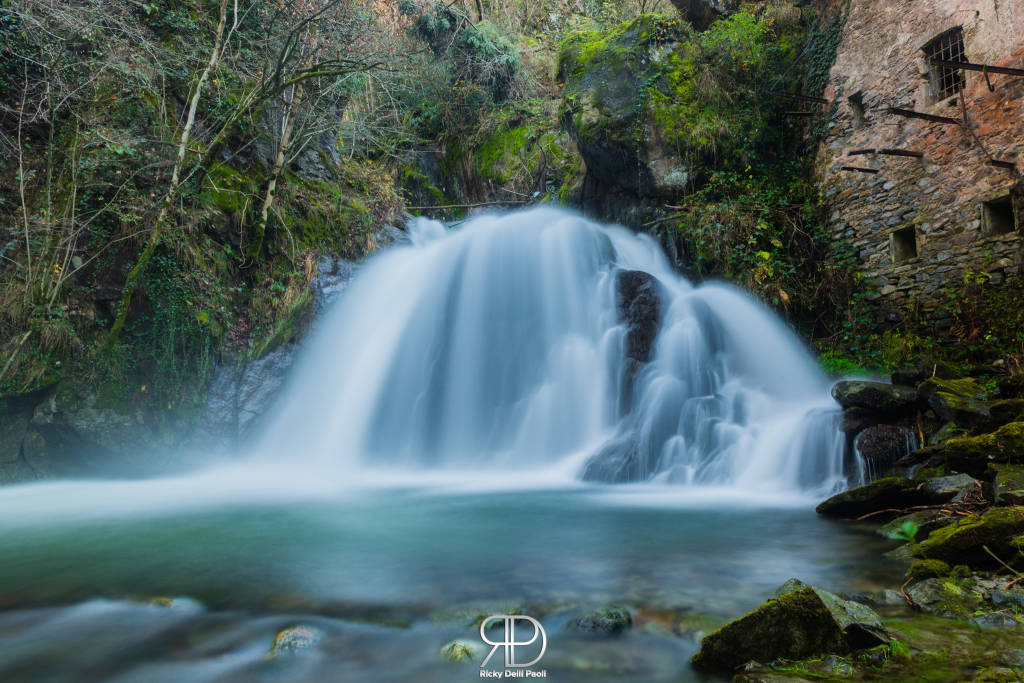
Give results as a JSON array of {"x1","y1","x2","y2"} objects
[
  {"x1": 831, "y1": 381, "x2": 918, "y2": 414},
  {"x1": 690, "y1": 585, "x2": 887, "y2": 672},
  {"x1": 917, "y1": 505, "x2": 1024, "y2": 565},
  {"x1": 946, "y1": 422, "x2": 1024, "y2": 478},
  {"x1": 440, "y1": 639, "x2": 481, "y2": 663},
  {"x1": 567, "y1": 606, "x2": 632, "y2": 635},
  {"x1": 267, "y1": 625, "x2": 324, "y2": 658}
]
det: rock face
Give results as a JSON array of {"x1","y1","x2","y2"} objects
[
  {"x1": 854, "y1": 424, "x2": 917, "y2": 479},
  {"x1": 558, "y1": 15, "x2": 692, "y2": 201},
  {"x1": 831, "y1": 381, "x2": 918, "y2": 414},
  {"x1": 917, "y1": 506, "x2": 1024, "y2": 565},
  {"x1": 669, "y1": 0, "x2": 735, "y2": 31},
  {"x1": 690, "y1": 584, "x2": 887, "y2": 672},
  {"x1": 616, "y1": 270, "x2": 663, "y2": 363},
  {"x1": 945, "y1": 422, "x2": 1024, "y2": 478}
]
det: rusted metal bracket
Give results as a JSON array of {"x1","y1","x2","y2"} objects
[
  {"x1": 888, "y1": 108, "x2": 962, "y2": 125},
  {"x1": 930, "y1": 59, "x2": 1024, "y2": 78},
  {"x1": 879, "y1": 149, "x2": 925, "y2": 158}
]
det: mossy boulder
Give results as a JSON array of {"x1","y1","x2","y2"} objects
[
  {"x1": 558, "y1": 14, "x2": 692, "y2": 198},
  {"x1": 918, "y1": 377, "x2": 990, "y2": 426},
  {"x1": 831, "y1": 381, "x2": 919, "y2": 414},
  {"x1": 816, "y1": 477, "x2": 923, "y2": 519},
  {"x1": 905, "y1": 560, "x2": 951, "y2": 581},
  {"x1": 567, "y1": 606, "x2": 632, "y2": 635},
  {"x1": 989, "y1": 399, "x2": 1024, "y2": 429},
  {"x1": 877, "y1": 510, "x2": 949, "y2": 542},
  {"x1": 690, "y1": 586, "x2": 887, "y2": 672},
  {"x1": 905, "y1": 578, "x2": 981, "y2": 618},
  {"x1": 916, "y1": 506, "x2": 1024, "y2": 565},
  {"x1": 946, "y1": 422, "x2": 1024, "y2": 478}
]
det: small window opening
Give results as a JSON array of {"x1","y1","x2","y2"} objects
[
  {"x1": 982, "y1": 195, "x2": 1016, "y2": 236},
  {"x1": 891, "y1": 226, "x2": 918, "y2": 263},
  {"x1": 848, "y1": 91, "x2": 866, "y2": 129},
  {"x1": 922, "y1": 27, "x2": 966, "y2": 103}
]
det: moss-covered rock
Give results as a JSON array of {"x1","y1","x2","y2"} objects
[
  {"x1": 946, "y1": 422, "x2": 1024, "y2": 478},
  {"x1": 918, "y1": 377, "x2": 991, "y2": 426},
  {"x1": 917, "y1": 506, "x2": 1024, "y2": 566},
  {"x1": 905, "y1": 560, "x2": 951, "y2": 581},
  {"x1": 877, "y1": 511, "x2": 948, "y2": 542},
  {"x1": 690, "y1": 586, "x2": 887, "y2": 672},
  {"x1": 816, "y1": 477, "x2": 922, "y2": 519},
  {"x1": 904, "y1": 577, "x2": 981, "y2": 618},
  {"x1": 989, "y1": 399, "x2": 1024, "y2": 429},
  {"x1": 831, "y1": 381, "x2": 919, "y2": 413}
]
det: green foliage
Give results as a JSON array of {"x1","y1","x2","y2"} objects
[{"x1": 888, "y1": 520, "x2": 920, "y2": 544}]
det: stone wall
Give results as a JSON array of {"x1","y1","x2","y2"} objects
[{"x1": 817, "y1": 0, "x2": 1024, "y2": 327}]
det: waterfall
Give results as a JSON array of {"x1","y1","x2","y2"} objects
[{"x1": 257, "y1": 207, "x2": 851, "y2": 495}]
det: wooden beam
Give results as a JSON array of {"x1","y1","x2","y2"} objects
[
  {"x1": 888, "y1": 108, "x2": 962, "y2": 125},
  {"x1": 840, "y1": 166, "x2": 879, "y2": 174},
  {"x1": 930, "y1": 60, "x2": 1024, "y2": 78}
]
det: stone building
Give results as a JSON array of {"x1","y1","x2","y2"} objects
[{"x1": 818, "y1": 0, "x2": 1024, "y2": 326}]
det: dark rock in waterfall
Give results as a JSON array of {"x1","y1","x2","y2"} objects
[
  {"x1": 616, "y1": 270, "x2": 663, "y2": 364},
  {"x1": 831, "y1": 381, "x2": 919, "y2": 414},
  {"x1": 854, "y1": 425, "x2": 917, "y2": 480},
  {"x1": 580, "y1": 433, "x2": 646, "y2": 483}
]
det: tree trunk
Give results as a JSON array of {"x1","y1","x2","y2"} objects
[
  {"x1": 251, "y1": 82, "x2": 304, "y2": 260},
  {"x1": 104, "y1": 0, "x2": 234, "y2": 350}
]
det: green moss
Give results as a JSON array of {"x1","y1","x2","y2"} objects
[
  {"x1": 917, "y1": 505, "x2": 1024, "y2": 565},
  {"x1": 906, "y1": 560, "x2": 951, "y2": 581},
  {"x1": 200, "y1": 164, "x2": 259, "y2": 215},
  {"x1": 919, "y1": 377, "x2": 988, "y2": 400},
  {"x1": 946, "y1": 422, "x2": 1024, "y2": 476}
]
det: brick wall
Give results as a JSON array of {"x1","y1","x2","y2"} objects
[{"x1": 817, "y1": 0, "x2": 1024, "y2": 328}]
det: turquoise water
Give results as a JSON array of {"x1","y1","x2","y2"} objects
[{"x1": 0, "y1": 482, "x2": 899, "y2": 682}]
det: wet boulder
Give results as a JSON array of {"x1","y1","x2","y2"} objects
[
  {"x1": 816, "y1": 477, "x2": 922, "y2": 519},
  {"x1": 616, "y1": 270, "x2": 663, "y2": 363},
  {"x1": 989, "y1": 399, "x2": 1024, "y2": 430},
  {"x1": 945, "y1": 422, "x2": 1024, "y2": 478},
  {"x1": 920, "y1": 473, "x2": 985, "y2": 504},
  {"x1": 905, "y1": 560, "x2": 952, "y2": 581},
  {"x1": 918, "y1": 378, "x2": 990, "y2": 427},
  {"x1": 905, "y1": 578, "x2": 981, "y2": 618},
  {"x1": 831, "y1": 381, "x2": 918, "y2": 414},
  {"x1": 690, "y1": 585, "x2": 887, "y2": 672},
  {"x1": 916, "y1": 506, "x2": 1024, "y2": 566}
]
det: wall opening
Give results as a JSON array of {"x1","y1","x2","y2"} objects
[
  {"x1": 922, "y1": 27, "x2": 966, "y2": 103},
  {"x1": 848, "y1": 91, "x2": 867, "y2": 129},
  {"x1": 890, "y1": 226, "x2": 918, "y2": 263},
  {"x1": 981, "y1": 195, "x2": 1017, "y2": 236}
]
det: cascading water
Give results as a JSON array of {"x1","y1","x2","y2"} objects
[{"x1": 256, "y1": 206, "x2": 851, "y2": 496}]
